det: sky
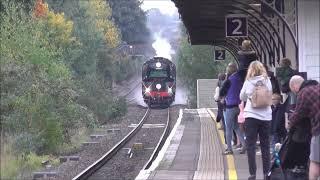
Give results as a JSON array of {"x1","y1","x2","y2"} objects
[{"x1": 141, "y1": 0, "x2": 178, "y2": 16}]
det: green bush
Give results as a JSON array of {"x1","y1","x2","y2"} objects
[
  {"x1": 107, "y1": 97, "x2": 127, "y2": 120},
  {"x1": 41, "y1": 120, "x2": 63, "y2": 154},
  {"x1": 13, "y1": 133, "x2": 40, "y2": 155},
  {"x1": 77, "y1": 86, "x2": 127, "y2": 123}
]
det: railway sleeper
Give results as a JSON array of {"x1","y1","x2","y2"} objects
[
  {"x1": 90, "y1": 134, "x2": 107, "y2": 139},
  {"x1": 106, "y1": 128, "x2": 121, "y2": 133},
  {"x1": 59, "y1": 156, "x2": 80, "y2": 163},
  {"x1": 41, "y1": 160, "x2": 49, "y2": 166},
  {"x1": 41, "y1": 160, "x2": 55, "y2": 169},
  {"x1": 82, "y1": 141, "x2": 100, "y2": 146},
  {"x1": 33, "y1": 171, "x2": 57, "y2": 179},
  {"x1": 129, "y1": 124, "x2": 165, "y2": 128},
  {"x1": 128, "y1": 143, "x2": 144, "y2": 158}
]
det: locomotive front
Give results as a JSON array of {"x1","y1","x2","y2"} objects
[{"x1": 142, "y1": 57, "x2": 176, "y2": 106}]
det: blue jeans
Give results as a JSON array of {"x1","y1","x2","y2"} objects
[
  {"x1": 223, "y1": 110, "x2": 226, "y2": 127},
  {"x1": 225, "y1": 107, "x2": 246, "y2": 151},
  {"x1": 222, "y1": 110, "x2": 227, "y2": 144}
]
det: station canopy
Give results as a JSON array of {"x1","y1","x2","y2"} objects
[{"x1": 171, "y1": 0, "x2": 260, "y2": 45}]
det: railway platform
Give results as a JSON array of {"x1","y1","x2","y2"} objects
[{"x1": 136, "y1": 108, "x2": 264, "y2": 180}]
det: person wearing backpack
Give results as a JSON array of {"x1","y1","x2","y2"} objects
[{"x1": 239, "y1": 61, "x2": 273, "y2": 180}]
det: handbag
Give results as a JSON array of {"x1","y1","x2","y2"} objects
[{"x1": 250, "y1": 80, "x2": 272, "y2": 108}]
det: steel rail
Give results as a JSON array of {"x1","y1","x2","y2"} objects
[
  {"x1": 143, "y1": 108, "x2": 171, "y2": 170},
  {"x1": 72, "y1": 108, "x2": 150, "y2": 180}
]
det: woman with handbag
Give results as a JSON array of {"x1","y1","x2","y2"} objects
[{"x1": 240, "y1": 61, "x2": 273, "y2": 180}]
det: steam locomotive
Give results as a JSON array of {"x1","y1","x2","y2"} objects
[{"x1": 142, "y1": 57, "x2": 176, "y2": 106}]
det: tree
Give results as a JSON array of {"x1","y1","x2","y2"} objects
[
  {"x1": 108, "y1": 0, "x2": 151, "y2": 44},
  {"x1": 0, "y1": 0, "x2": 96, "y2": 154}
]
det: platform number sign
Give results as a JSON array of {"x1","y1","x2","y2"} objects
[
  {"x1": 215, "y1": 50, "x2": 225, "y2": 61},
  {"x1": 225, "y1": 15, "x2": 248, "y2": 37}
]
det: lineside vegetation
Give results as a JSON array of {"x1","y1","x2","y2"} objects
[{"x1": 0, "y1": 0, "x2": 150, "y2": 178}]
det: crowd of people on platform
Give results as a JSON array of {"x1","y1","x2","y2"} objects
[{"x1": 214, "y1": 40, "x2": 320, "y2": 180}]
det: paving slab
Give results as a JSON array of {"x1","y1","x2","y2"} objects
[
  {"x1": 147, "y1": 109, "x2": 227, "y2": 180},
  {"x1": 141, "y1": 108, "x2": 263, "y2": 180}
]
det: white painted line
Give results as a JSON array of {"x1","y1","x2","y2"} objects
[
  {"x1": 197, "y1": 80, "x2": 200, "y2": 108},
  {"x1": 135, "y1": 109, "x2": 184, "y2": 180},
  {"x1": 144, "y1": 147, "x2": 155, "y2": 150},
  {"x1": 144, "y1": 124, "x2": 166, "y2": 126},
  {"x1": 130, "y1": 124, "x2": 166, "y2": 128}
]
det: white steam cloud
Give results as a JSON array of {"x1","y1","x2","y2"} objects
[{"x1": 152, "y1": 33, "x2": 174, "y2": 60}]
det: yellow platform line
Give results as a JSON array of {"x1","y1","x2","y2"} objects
[{"x1": 207, "y1": 109, "x2": 238, "y2": 180}]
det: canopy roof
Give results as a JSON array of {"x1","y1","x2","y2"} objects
[{"x1": 172, "y1": 0, "x2": 260, "y2": 45}]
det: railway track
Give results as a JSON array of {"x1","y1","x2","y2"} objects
[{"x1": 72, "y1": 107, "x2": 171, "y2": 180}]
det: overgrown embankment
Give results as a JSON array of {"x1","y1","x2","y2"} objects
[{"x1": 0, "y1": 0, "x2": 150, "y2": 179}]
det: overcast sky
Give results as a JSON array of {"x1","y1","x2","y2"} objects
[{"x1": 141, "y1": 0, "x2": 178, "y2": 16}]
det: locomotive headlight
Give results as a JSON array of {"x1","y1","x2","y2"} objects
[
  {"x1": 168, "y1": 87, "x2": 173, "y2": 94},
  {"x1": 145, "y1": 87, "x2": 151, "y2": 93},
  {"x1": 156, "y1": 62, "x2": 161, "y2": 68},
  {"x1": 156, "y1": 84, "x2": 161, "y2": 90}
]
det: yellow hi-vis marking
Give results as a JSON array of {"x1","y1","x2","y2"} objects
[{"x1": 207, "y1": 109, "x2": 238, "y2": 180}]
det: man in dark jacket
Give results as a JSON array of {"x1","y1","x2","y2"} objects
[
  {"x1": 238, "y1": 40, "x2": 257, "y2": 82},
  {"x1": 276, "y1": 58, "x2": 298, "y2": 93},
  {"x1": 288, "y1": 75, "x2": 320, "y2": 180}
]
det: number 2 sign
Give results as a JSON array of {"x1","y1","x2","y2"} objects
[
  {"x1": 225, "y1": 15, "x2": 248, "y2": 37},
  {"x1": 215, "y1": 50, "x2": 225, "y2": 61}
]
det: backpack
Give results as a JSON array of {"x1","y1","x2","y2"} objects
[{"x1": 250, "y1": 80, "x2": 272, "y2": 108}]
